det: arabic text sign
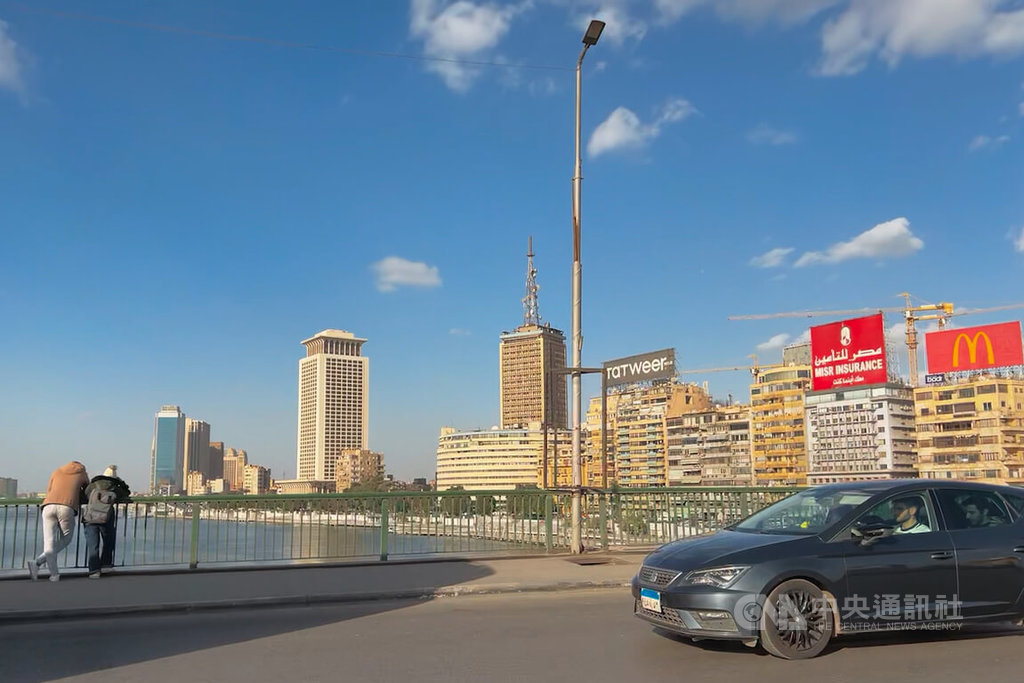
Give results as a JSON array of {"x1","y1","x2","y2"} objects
[
  {"x1": 810, "y1": 313, "x2": 887, "y2": 391},
  {"x1": 925, "y1": 321, "x2": 1024, "y2": 374},
  {"x1": 603, "y1": 349, "x2": 676, "y2": 387}
]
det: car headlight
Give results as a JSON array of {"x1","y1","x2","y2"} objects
[{"x1": 682, "y1": 566, "x2": 749, "y2": 588}]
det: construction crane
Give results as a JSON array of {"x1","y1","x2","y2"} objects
[
  {"x1": 729, "y1": 295, "x2": 1024, "y2": 387},
  {"x1": 675, "y1": 355, "x2": 785, "y2": 381}
]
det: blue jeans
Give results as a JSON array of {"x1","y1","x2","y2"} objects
[{"x1": 84, "y1": 511, "x2": 117, "y2": 573}]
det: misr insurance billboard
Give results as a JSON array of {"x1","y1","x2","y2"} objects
[
  {"x1": 810, "y1": 313, "x2": 887, "y2": 391},
  {"x1": 603, "y1": 348, "x2": 676, "y2": 387},
  {"x1": 925, "y1": 321, "x2": 1024, "y2": 374}
]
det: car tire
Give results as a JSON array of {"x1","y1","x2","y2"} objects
[{"x1": 758, "y1": 578, "x2": 834, "y2": 660}]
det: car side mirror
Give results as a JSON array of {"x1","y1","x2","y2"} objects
[{"x1": 851, "y1": 522, "x2": 893, "y2": 546}]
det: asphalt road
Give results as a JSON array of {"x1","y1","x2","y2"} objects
[{"x1": 5, "y1": 589, "x2": 1024, "y2": 682}]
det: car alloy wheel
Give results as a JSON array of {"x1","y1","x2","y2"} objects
[{"x1": 758, "y1": 578, "x2": 833, "y2": 660}]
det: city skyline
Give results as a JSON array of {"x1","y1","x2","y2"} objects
[{"x1": 3, "y1": 3, "x2": 1024, "y2": 490}]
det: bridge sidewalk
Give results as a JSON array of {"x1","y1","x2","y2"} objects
[{"x1": 0, "y1": 553, "x2": 645, "y2": 623}]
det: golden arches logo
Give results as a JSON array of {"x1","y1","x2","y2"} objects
[{"x1": 952, "y1": 332, "x2": 995, "y2": 367}]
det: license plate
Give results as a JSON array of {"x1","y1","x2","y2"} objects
[{"x1": 640, "y1": 588, "x2": 662, "y2": 613}]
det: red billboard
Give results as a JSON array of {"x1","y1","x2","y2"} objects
[
  {"x1": 925, "y1": 321, "x2": 1024, "y2": 374},
  {"x1": 810, "y1": 313, "x2": 888, "y2": 391}
]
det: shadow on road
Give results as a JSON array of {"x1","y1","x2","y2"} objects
[{"x1": 0, "y1": 562, "x2": 494, "y2": 682}]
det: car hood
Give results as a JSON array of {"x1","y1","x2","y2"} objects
[{"x1": 642, "y1": 530, "x2": 804, "y2": 573}]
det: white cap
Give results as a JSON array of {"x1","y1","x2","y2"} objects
[{"x1": 104, "y1": 466, "x2": 117, "y2": 477}]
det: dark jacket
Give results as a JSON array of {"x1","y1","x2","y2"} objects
[{"x1": 84, "y1": 475, "x2": 132, "y2": 504}]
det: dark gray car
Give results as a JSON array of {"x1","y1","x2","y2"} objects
[{"x1": 631, "y1": 479, "x2": 1024, "y2": 659}]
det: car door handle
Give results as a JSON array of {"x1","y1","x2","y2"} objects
[{"x1": 931, "y1": 551, "x2": 954, "y2": 560}]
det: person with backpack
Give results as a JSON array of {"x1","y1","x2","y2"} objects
[
  {"x1": 27, "y1": 461, "x2": 90, "y2": 582},
  {"x1": 81, "y1": 465, "x2": 131, "y2": 578}
]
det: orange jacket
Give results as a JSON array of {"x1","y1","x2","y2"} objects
[{"x1": 42, "y1": 461, "x2": 90, "y2": 512}]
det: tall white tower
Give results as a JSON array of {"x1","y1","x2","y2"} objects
[{"x1": 296, "y1": 330, "x2": 369, "y2": 482}]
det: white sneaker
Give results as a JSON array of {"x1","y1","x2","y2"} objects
[
  {"x1": 49, "y1": 574, "x2": 60, "y2": 582},
  {"x1": 88, "y1": 572, "x2": 101, "y2": 579},
  {"x1": 26, "y1": 561, "x2": 38, "y2": 581}
]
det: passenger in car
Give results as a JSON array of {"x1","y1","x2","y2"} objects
[
  {"x1": 961, "y1": 496, "x2": 1005, "y2": 527},
  {"x1": 892, "y1": 497, "x2": 930, "y2": 534}
]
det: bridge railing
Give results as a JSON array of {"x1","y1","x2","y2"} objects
[{"x1": 0, "y1": 487, "x2": 799, "y2": 573}]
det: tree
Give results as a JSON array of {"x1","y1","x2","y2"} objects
[{"x1": 440, "y1": 486, "x2": 471, "y2": 517}]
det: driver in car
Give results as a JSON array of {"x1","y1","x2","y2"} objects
[{"x1": 892, "y1": 497, "x2": 930, "y2": 534}]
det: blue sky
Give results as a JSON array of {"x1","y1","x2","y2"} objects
[{"x1": 2, "y1": 1, "x2": 1023, "y2": 491}]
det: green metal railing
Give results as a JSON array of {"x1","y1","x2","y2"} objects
[{"x1": 0, "y1": 487, "x2": 798, "y2": 574}]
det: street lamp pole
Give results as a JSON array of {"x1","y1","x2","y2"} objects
[{"x1": 570, "y1": 19, "x2": 604, "y2": 555}]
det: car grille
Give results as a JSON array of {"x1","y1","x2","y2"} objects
[
  {"x1": 635, "y1": 600, "x2": 687, "y2": 627},
  {"x1": 639, "y1": 565, "x2": 680, "y2": 588}
]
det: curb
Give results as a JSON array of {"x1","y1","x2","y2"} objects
[{"x1": 0, "y1": 580, "x2": 634, "y2": 624}]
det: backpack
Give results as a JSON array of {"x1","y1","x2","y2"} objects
[{"x1": 81, "y1": 487, "x2": 117, "y2": 525}]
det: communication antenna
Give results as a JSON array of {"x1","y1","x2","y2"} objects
[{"x1": 523, "y1": 236, "x2": 541, "y2": 326}]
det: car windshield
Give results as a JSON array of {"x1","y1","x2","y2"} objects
[{"x1": 729, "y1": 489, "x2": 874, "y2": 535}]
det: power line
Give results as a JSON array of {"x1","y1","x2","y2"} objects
[{"x1": 1, "y1": 2, "x2": 571, "y2": 72}]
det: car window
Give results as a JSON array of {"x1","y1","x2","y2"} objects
[
  {"x1": 1000, "y1": 492, "x2": 1024, "y2": 519},
  {"x1": 730, "y1": 489, "x2": 873, "y2": 535},
  {"x1": 849, "y1": 491, "x2": 937, "y2": 535},
  {"x1": 935, "y1": 489, "x2": 1012, "y2": 531}
]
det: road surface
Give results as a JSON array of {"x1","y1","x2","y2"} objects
[{"x1": 5, "y1": 589, "x2": 1023, "y2": 682}]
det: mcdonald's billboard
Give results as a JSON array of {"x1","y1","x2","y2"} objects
[{"x1": 925, "y1": 321, "x2": 1024, "y2": 374}]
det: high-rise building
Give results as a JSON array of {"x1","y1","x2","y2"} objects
[
  {"x1": 583, "y1": 393, "x2": 621, "y2": 488},
  {"x1": 209, "y1": 441, "x2": 225, "y2": 481},
  {"x1": 669, "y1": 404, "x2": 753, "y2": 487},
  {"x1": 914, "y1": 375, "x2": 1024, "y2": 484},
  {"x1": 610, "y1": 382, "x2": 713, "y2": 488},
  {"x1": 223, "y1": 448, "x2": 248, "y2": 492},
  {"x1": 805, "y1": 384, "x2": 917, "y2": 484},
  {"x1": 750, "y1": 366, "x2": 812, "y2": 486},
  {"x1": 243, "y1": 464, "x2": 271, "y2": 495},
  {"x1": 184, "y1": 418, "x2": 211, "y2": 484},
  {"x1": 499, "y1": 238, "x2": 568, "y2": 430},
  {"x1": 0, "y1": 477, "x2": 17, "y2": 498},
  {"x1": 334, "y1": 449, "x2": 385, "y2": 492},
  {"x1": 297, "y1": 330, "x2": 369, "y2": 482},
  {"x1": 436, "y1": 423, "x2": 572, "y2": 491},
  {"x1": 186, "y1": 471, "x2": 207, "y2": 496},
  {"x1": 151, "y1": 405, "x2": 186, "y2": 493}
]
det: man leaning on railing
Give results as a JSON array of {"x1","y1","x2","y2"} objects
[{"x1": 81, "y1": 466, "x2": 132, "y2": 578}]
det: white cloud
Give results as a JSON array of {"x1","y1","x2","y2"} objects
[
  {"x1": 1019, "y1": 101, "x2": 1024, "y2": 116},
  {"x1": 750, "y1": 247, "x2": 795, "y2": 268},
  {"x1": 1014, "y1": 226, "x2": 1024, "y2": 253},
  {"x1": 969, "y1": 133, "x2": 1011, "y2": 151},
  {"x1": 656, "y1": 0, "x2": 839, "y2": 25},
  {"x1": 409, "y1": 0, "x2": 531, "y2": 91},
  {"x1": 795, "y1": 217, "x2": 924, "y2": 267},
  {"x1": 820, "y1": 0, "x2": 1024, "y2": 77},
  {"x1": 0, "y1": 19, "x2": 24, "y2": 94},
  {"x1": 449, "y1": 328, "x2": 472, "y2": 336},
  {"x1": 757, "y1": 333, "x2": 791, "y2": 351},
  {"x1": 747, "y1": 124, "x2": 798, "y2": 146},
  {"x1": 794, "y1": 329, "x2": 812, "y2": 344},
  {"x1": 587, "y1": 97, "x2": 697, "y2": 157},
  {"x1": 371, "y1": 256, "x2": 442, "y2": 292}
]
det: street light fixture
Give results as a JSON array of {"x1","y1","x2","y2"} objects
[{"x1": 569, "y1": 19, "x2": 604, "y2": 555}]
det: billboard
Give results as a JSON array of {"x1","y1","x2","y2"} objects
[
  {"x1": 925, "y1": 321, "x2": 1024, "y2": 374},
  {"x1": 603, "y1": 348, "x2": 676, "y2": 387},
  {"x1": 810, "y1": 313, "x2": 888, "y2": 391}
]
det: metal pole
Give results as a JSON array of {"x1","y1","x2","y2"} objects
[
  {"x1": 542, "y1": 422, "x2": 549, "y2": 489},
  {"x1": 601, "y1": 370, "x2": 608, "y2": 489},
  {"x1": 571, "y1": 43, "x2": 589, "y2": 554}
]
